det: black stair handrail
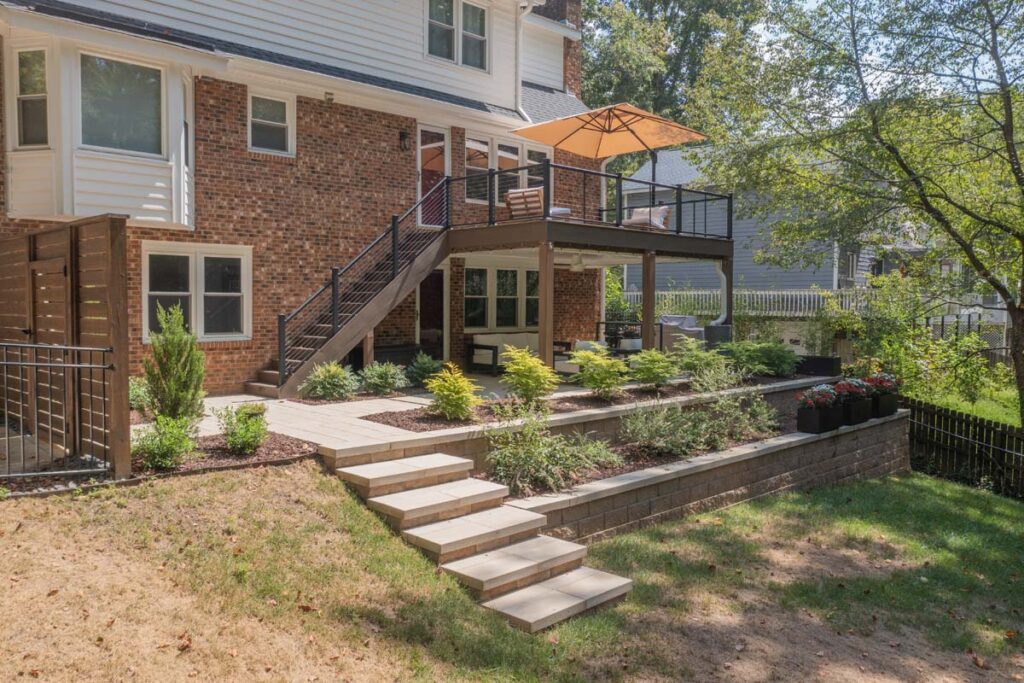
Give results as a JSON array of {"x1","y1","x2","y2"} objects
[{"x1": 276, "y1": 177, "x2": 451, "y2": 385}]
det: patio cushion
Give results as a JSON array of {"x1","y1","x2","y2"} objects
[
  {"x1": 471, "y1": 332, "x2": 539, "y2": 366},
  {"x1": 573, "y1": 339, "x2": 608, "y2": 352},
  {"x1": 623, "y1": 205, "x2": 670, "y2": 229},
  {"x1": 617, "y1": 338, "x2": 643, "y2": 352}
]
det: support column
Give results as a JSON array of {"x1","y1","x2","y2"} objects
[
  {"x1": 362, "y1": 332, "x2": 374, "y2": 367},
  {"x1": 641, "y1": 250, "x2": 656, "y2": 349},
  {"x1": 538, "y1": 241, "x2": 555, "y2": 366}
]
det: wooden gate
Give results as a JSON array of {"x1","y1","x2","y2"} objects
[{"x1": 0, "y1": 215, "x2": 129, "y2": 479}]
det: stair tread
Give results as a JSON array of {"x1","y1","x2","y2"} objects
[
  {"x1": 368, "y1": 479, "x2": 508, "y2": 520},
  {"x1": 481, "y1": 567, "x2": 632, "y2": 633},
  {"x1": 402, "y1": 505, "x2": 546, "y2": 555},
  {"x1": 442, "y1": 535, "x2": 586, "y2": 591},
  {"x1": 338, "y1": 453, "x2": 472, "y2": 488}
]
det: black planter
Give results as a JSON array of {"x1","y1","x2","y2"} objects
[
  {"x1": 872, "y1": 393, "x2": 899, "y2": 418},
  {"x1": 797, "y1": 405, "x2": 843, "y2": 433},
  {"x1": 842, "y1": 397, "x2": 872, "y2": 425},
  {"x1": 796, "y1": 355, "x2": 842, "y2": 377}
]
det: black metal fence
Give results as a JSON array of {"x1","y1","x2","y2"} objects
[
  {"x1": 905, "y1": 397, "x2": 1023, "y2": 500},
  {"x1": 1, "y1": 342, "x2": 114, "y2": 479}
]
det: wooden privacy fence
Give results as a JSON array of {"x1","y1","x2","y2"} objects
[
  {"x1": 0, "y1": 215, "x2": 129, "y2": 480},
  {"x1": 905, "y1": 397, "x2": 1024, "y2": 500}
]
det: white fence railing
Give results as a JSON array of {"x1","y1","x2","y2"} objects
[{"x1": 623, "y1": 288, "x2": 871, "y2": 318}]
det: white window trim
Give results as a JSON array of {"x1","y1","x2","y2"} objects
[
  {"x1": 248, "y1": 89, "x2": 296, "y2": 157},
  {"x1": 463, "y1": 263, "x2": 540, "y2": 333},
  {"x1": 141, "y1": 241, "x2": 253, "y2": 343},
  {"x1": 463, "y1": 135, "x2": 554, "y2": 205},
  {"x1": 12, "y1": 48, "x2": 50, "y2": 151},
  {"x1": 76, "y1": 49, "x2": 167, "y2": 160},
  {"x1": 424, "y1": 0, "x2": 492, "y2": 74}
]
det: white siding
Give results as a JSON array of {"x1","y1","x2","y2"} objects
[
  {"x1": 523, "y1": 26, "x2": 563, "y2": 89},
  {"x1": 8, "y1": 150, "x2": 57, "y2": 216},
  {"x1": 73, "y1": 150, "x2": 174, "y2": 223},
  {"x1": 70, "y1": 0, "x2": 519, "y2": 109}
]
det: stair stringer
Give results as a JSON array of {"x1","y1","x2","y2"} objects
[{"x1": 278, "y1": 232, "x2": 451, "y2": 398}]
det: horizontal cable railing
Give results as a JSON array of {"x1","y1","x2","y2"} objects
[{"x1": 1, "y1": 342, "x2": 113, "y2": 478}]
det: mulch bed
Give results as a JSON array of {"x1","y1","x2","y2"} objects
[{"x1": 288, "y1": 388, "x2": 428, "y2": 406}]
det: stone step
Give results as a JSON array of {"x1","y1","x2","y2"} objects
[
  {"x1": 368, "y1": 478, "x2": 509, "y2": 529},
  {"x1": 482, "y1": 567, "x2": 633, "y2": 633},
  {"x1": 244, "y1": 381, "x2": 280, "y2": 399},
  {"x1": 402, "y1": 505, "x2": 547, "y2": 563},
  {"x1": 337, "y1": 453, "x2": 473, "y2": 498},
  {"x1": 442, "y1": 535, "x2": 587, "y2": 600}
]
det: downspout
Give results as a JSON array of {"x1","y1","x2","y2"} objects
[
  {"x1": 516, "y1": 1, "x2": 546, "y2": 120},
  {"x1": 710, "y1": 261, "x2": 729, "y2": 326}
]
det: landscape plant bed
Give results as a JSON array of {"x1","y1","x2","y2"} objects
[
  {"x1": 359, "y1": 374, "x2": 806, "y2": 433},
  {"x1": 288, "y1": 388, "x2": 427, "y2": 406},
  {"x1": 133, "y1": 432, "x2": 318, "y2": 475}
]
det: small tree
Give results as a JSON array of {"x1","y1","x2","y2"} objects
[{"x1": 143, "y1": 304, "x2": 205, "y2": 420}]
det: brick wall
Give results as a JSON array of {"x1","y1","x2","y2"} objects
[
  {"x1": 449, "y1": 257, "x2": 466, "y2": 364},
  {"x1": 553, "y1": 269, "x2": 601, "y2": 342}
]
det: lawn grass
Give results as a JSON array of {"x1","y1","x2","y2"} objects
[
  {"x1": 3, "y1": 464, "x2": 1021, "y2": 681},
  {"x1": 913, "y1": 386, "x2": 1021, "y2": 426}
]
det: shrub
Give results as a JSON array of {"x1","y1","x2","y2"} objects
[
  {"x1": 299, "y1": 362, "x2": 359, "y2": 400},
  {"x1": 500, "y1": 345, "x2": 559, "y2": 405},
  {"x1": 133, "y1": 415, "x2": 195, "y2": 470},
  {"x1": 672, "y1": 337, "x2": 738, "y2": 390},
  {"x1": 426, "y1": 363, "x2": 482, "y2": 421},
  {"x1": 622, "y1": 392, "x2": 778, "y2": 458},
  {"x1": 128, "y1": 376, "x2": 151, "y2": 413},
  {"x1": 630, "y1": 349, "x2": 678, "y2": 390},
  {"x1": 144, "y1": 304, "x2": 205, "y2": 420},
  {"x1": 360, "y1": 361, "x2": 410, "y2": 396},
  {"x1": 721, "y1": 341, "x2": 799, "y2": 378},
  {"x1": 216, "y1": 403, "x2": 269, "y2": 455},
  {"x1": 569, "y1": 347, "x2": 629, "y2": 400},
  {"x1": 487, "y1": 403, "x2": 621, "y2": 496},
  {"x1": 405, "y1": 351, "x2": 444, "y2": 388}
]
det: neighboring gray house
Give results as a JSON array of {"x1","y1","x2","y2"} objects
[{"x1": 622, "y1": 151, "x2": 874, "y2": 292}]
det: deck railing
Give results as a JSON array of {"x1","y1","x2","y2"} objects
[{"x1": 625, "y1": 288, "x2": 872, "y2": 318}]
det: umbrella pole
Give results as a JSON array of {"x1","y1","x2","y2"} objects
[{"x1": 649, "y1": 150, "x2": 658, "y2": 208}]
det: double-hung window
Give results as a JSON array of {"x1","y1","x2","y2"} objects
[
  {"x1": 81, "y1": 54, "x2": 162, "y2": 155},
  {"x1": 495, "y1": 269, "x2": 518, "y2": 328},
  {"x1": 427, "y1": 0, "x2": 488, "y2": 71},
  {"x1": 17, "y1": 50, "x2": 47, "y2": 147},
  {"x1": 464, "y1": 267, "x2": 488, "y2": 328},
  {"x1": 249, "y1": 94, "x2": 292, "y2": 154},
  {"x1": 143, "y1": 243, "x2": 251, "y2": 341},
  {"x1": 525, "y1": 271, "x2": 540, "y2": 326}
]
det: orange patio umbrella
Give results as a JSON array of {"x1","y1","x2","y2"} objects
[{"x1": 511, "y1": 103, "x2": 706, "y2": 182}]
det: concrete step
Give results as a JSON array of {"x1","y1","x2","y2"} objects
[
  {"x1": 337, "y1": 453, "x2": 473, "y2": 498},
  {"x1": 482, "y1": 567, "x2": 633, "y2": 633},
  {"x1": 257, "y1": 369, "x2": 280, "y2": 385},
  {"x1": 368, "y1": 478, "x2": 508, "y2": 529},
  {"x1": 442, "y1": 535, "x2": 587, "y2": 600},
  {"x1": 244, "y1": 381, "x2": 280, "y2": 399},
  {"x1": 402, "y1": 505, "x2": 547, "y2": 563}
]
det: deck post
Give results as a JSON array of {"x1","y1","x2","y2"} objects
[
  {"x1": 542, "y1": 159, "x2": 552, "y2": 219},
  {"x1": 391, "y1": 215, "x2": 400, "y2": 278},
  {"x1": 362, "y1": 332, "x2": 374, "y2": 367},
  {"x1": 675, "y1": 185, "x2": 683, "y2": 234},
  {"x1": 727, "y1": 194, "x2": 734, "y2": 239},
  {"x1": 642, "y1": 250, "x2": 657, "y2": 350},
  {"x1": 277, "y1": 314, "x2": 287, "y2": 384},
  {"x1": 487, "y1": 168, "x2": 497, "y2": 225},
  {"x1": 538, "y1": 241, "x2": 555, "y2": 367},
  {"x1": 106, "y1": 217, "x2": 130, "y2": 480},
  {"x1": 615, "y1": 173, "x2": 624, "y2": 226},
  {"x1": 331, "y1": 266, "x2": 341, "y2": 334},
  {"x1": 444, "y1": 176, "x2": 452, "y2": 229}
]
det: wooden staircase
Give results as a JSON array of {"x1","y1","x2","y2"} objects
[
  {"x1": 335, "y1": 451, "x2": 633, "y2": 633},
  {"x1": 246, "y1": 181, "x2": 451, "y2": 398}
]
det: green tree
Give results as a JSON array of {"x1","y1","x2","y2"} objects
[
  {"x1": 143, "y1": 304, "x2": 205, "y2": 420},
  {"x1": 688, "y1": 0, "x2": 1024, "y2": 423}
]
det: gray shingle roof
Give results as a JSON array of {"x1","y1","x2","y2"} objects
[
  {"x1": 628, "y1": 149, "x2": 707, "y2": 186},
  {"x1": 2, "y1": 0, "x2": 524, "y2": 120},
  {"x1": 520, "y1": 81, "x2": 591, "y2": 123}
]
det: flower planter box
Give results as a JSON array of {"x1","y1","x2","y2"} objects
[
  {"x1": 872, "y1": 393, "x2": 899, "y2": 418},
  {"x1": 842, "y1": 398, "x2": 872, "y2": 425},
  {"x1": 796, "y1": 355, "x2": 842, "y2": 377},
  {"x1": 797, "y1": 405, "x2": 842, "y2": 433}
]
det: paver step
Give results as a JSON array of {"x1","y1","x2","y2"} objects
[
  {"x1": 368, "y1": 478, "x2": 508, "y2": 529},
  {"x1": 442, "y1": 535, "x2": 587, "y2": 600},
  {"x1": 482, "y1": 567, "x2": 633, "y2": 633},
  {"x1": 243, "y1": 381, "x2": 280, "y2": 399},
  {"x1": 257, "y1": 369, "x2": 280, "y2": 385},
  {"x1": 337, "y1": 453, "x2": 473, "y2": 498},
  {"x1": 402, "y1": 505, "x2": 547, "y2": 563}
]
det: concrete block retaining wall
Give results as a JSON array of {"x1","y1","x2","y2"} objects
[{"x1": 508, "y1": 412, "x2": 910, "y2": 543}]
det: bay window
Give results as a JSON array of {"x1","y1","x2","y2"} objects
[
  {"x1": 81, "y1": 54, "x2": 162, "y2": 155},
  {"x1": 143, "y1": 243, "x2": 251, "y2": 341},
  {"x1": 17, "y1": 50, "x2": 47, "y2": 147}
]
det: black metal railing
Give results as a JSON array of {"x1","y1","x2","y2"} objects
[
  {"x1": 276, "y1": 179, "x2": 451, "y2": 384},
  {"x1": 1, "y1": 342, "x2": 113, "y2": 478}
]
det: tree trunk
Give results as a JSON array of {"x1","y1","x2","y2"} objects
[{"x1": 1007, "y1": 307, "x2": 1024, "y2": 426}]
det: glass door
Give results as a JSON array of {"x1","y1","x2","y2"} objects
[{"x1": 417, "y1": 126, "x2": 449, "y2": 226}]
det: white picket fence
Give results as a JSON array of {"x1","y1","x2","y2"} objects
[{"x1": 623, "y1": 288, "x2": 870, "y2": 318}]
